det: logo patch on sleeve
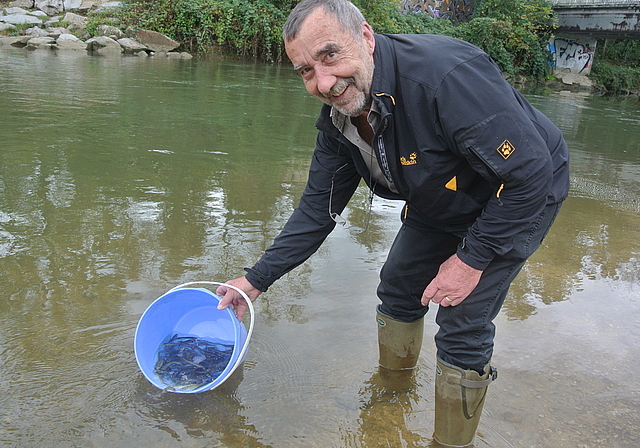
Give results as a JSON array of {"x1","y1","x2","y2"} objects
[{"x1": 497, "y1": 140, "x2": 516, "y2": 159}]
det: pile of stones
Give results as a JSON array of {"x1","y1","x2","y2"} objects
[{"x1": 0, "y1": 0, "x2": 192, "y2": 58}]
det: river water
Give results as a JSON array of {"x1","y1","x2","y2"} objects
[{"x1": 0, "y1": 47, "x2": 638, "y2": 448}]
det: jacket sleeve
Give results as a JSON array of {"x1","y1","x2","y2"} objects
[
  {"x1": 245, "y1": 131, "x2": 362, "y2": 291},
  {"x1": 436, "y1": 53, "x2": 556, "y2": 270}
]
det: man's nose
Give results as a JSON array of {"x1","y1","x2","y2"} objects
[{"x1": 315, "y1": 66, "x2": 336, "y2": 96}]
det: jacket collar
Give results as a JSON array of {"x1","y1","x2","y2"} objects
[{"x1": 370, "y1": 34, "x2": 397, "y2": 109}]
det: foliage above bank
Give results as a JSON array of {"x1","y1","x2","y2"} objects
[
  {"x1": 112, "y1": 0, "x2": 556, "y2": 78},
  {"x1": 589, "y1": 39, "x2": 640, "y2": 94}
]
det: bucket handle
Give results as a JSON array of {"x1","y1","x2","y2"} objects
[{"x1": 168, "y1": 281, "x2": 255, "y2": 382}]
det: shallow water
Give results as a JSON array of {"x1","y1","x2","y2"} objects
[{"x1": 0, "y1": 47, "x2": 638, "y2": 447}]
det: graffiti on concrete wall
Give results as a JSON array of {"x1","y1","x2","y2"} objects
[
  {"x1": 549, "y1": 37, "x2": 596, "y2": 75},
  {"x1": 400, "y1": 0, "x2": 475, "y2": 22}
]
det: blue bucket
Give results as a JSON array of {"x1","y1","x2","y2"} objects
[{"x1": 134, "y1": 282, "x2": 254, "y2": 393}]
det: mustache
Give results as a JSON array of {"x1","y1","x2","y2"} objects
[{"x1": 321, "y1": 77, "x2": 356, "y2": 99}]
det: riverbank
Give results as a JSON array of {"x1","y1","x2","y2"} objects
[
  {"x1": 0, "y1": 1, "x2": 197, "y2": 57},
  {"x1": 0, "y1": 0, "x2": 623, "y2": 96}
]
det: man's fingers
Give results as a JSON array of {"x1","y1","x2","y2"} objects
[{"x1": 216, "y1": 285, "x2": 232, "y2": 309}]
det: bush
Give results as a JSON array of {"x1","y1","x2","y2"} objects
[
  {"x1": 468, "y1": 0, "x2": 555, "y2": 78},
  {"x1": 395, "y1": 11, "x2": 457, "y2": 35},
  {"x1": 455, "y1": 18, "x2": 516, "y2": 75},
  {"x1": 119, "y1": 0, "x2": 287, "y2": 61},
  {"x1": 353, "y1": 0, "x2": 405, "y2": 33},
  {"x1": 596, "y1": 39, "x2": 640, "y2": 67},
  {"x1": 377, "y1": 0, "x2": 555, "y2": 79},
  {"x1": 116, "y1": 0, "x2": 556, "y2": 77},
  {"x1": 590, "y1": 61, "x2": 640, "y2": 93}
]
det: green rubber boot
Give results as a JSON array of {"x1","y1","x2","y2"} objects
[
  {"x1": 376, "y1": 307, "x2": 424, "y2": 371},
  {"x1": 433, "y1": 357, "x2": 497, "y2": 447}
]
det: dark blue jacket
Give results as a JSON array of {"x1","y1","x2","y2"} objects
[{"x1": 245, "y1": 34, "x2": 570, "y2": 291}]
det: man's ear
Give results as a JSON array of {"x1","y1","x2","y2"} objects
[{"x1": 362, "y1": 22, "x2": 375, "y2": 55}]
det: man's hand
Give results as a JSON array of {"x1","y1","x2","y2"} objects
[
  {"x1": 216, "y1": 276, "x2": 262, "y2": 320},
  {"x1": 421, "y1": 254, "x2": 483, "y2": 307}
]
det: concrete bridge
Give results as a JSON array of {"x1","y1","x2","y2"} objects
[
  {"x1": 400, "y1": 0, "x2": 640, "y2": 39},
  {"x1": 549, "y1": 0, "x2": 640, "y2": 76},
  {"x1": 551, "y1": 0, "x2": 640, "y2": 39}
]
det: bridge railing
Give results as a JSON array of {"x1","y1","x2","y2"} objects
[{"x1": 550, "y1": 0, "x2": 640, "y2": 7}]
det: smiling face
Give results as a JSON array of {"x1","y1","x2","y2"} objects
[{"x1": 285, "y1": 7, "x2": 375, "y2": 117}]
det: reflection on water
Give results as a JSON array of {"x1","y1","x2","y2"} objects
[{"x1": 1, "y1": 48, "x2": 639, "y2": 448}]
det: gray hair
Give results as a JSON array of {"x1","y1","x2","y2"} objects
[{"x1": 282, "y1": 0, "x2": 367, "y2": 42}]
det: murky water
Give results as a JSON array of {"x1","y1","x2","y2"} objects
[{"x1": 1, "y1": 47, "x2": 638, "y2": 448}]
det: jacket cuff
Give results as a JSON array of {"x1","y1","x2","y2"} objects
[
  {"x1": 456, "y1": 238, "x2": 494, "y2": 271},
  {"x1": 244, "y1": 267, "x2": 271, "y2": 293}
]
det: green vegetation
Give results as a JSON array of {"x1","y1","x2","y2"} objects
[
  {"x1": 4, "y1": 0, "x2": 640, "y2": 90},
  {"x1": 114, "y1": 0, "x2": 288, "y2": 61},
  {"x1": 369, "y1": 0, "x2": 556, "y2": 81},
  {"x1": 591, "y1": 39, "x2": 640, "y2": 93},
  {"x1": 3, "y1": 21, "x2": 38, "y2": 36},
  {"x1": 82, "y1": 0, "x2": 640, "y2": 90},
  {"x1": 382, "y1": 0, "x2": 555, "y2": 80},
  {"x1": 112, "y1": 0, "x2": 555, "y2": 78},
  {"x1": 85, "y1": 10, "x2": 120, "y2": 36}
]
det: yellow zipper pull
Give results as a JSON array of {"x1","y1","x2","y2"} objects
[
  {"x1": 496, "y1": 184, "x2": 504, "y2": 206},
  {"x1": 375, "y1": 92, "x2": 396, "y2": 106}
]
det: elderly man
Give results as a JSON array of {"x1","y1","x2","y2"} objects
[{"x1": 217, "y1": 0, "x2": 570, "y2": 445}]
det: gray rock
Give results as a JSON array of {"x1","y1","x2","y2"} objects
[
  {"x1": 25, "y1": 25, "x2": 49, "y2": 36},
  {"x1": 62, "y1": 12, "x2": 87, "y2": 29},
  {"x1": 97, "y1": 24, "x2": 123, "y2": 39},
  {"x1": 45, "y1": 26, "x2": 72, "y2": 37},
  {"x1": 86, "y1": 35, "x2": 122, "y2": 54},
  {"x1": 5, "y1": 6, "x2": 30, "y2": 14},
  {"x1": 166, "y1": 52, "x2": 191, "y2": 59},
  {"x1": 44, "y1": 15, "x2": 61, "y2": 26},
  {"x1": 77, "y1": 1, "x2": 95, "y2": 13},
  {"x1": 0, "y1": 36, "x2": 25, "y2": 46},
  {"x1": 53, "y1": 38, "x2": 87, "y2": 51},
  {"x1": 0, "y1": 14, "x2": 42, "y2": 24},
  {"x1": 0, "y1": 22, "x2": 17, "y2": 32},
  {"x1": 9, "y1": 1, "x2": 35, "y2": 9},
  {"x1": 7, "y1": 35, "x2": 31, "y2": 47},
  {"x1": 131, "y1": 29, "x2": 179, "y2": 53},
  {"x1": 35, "y1": 0, "x2": 65, "y2": 15},
  {"x1": 63, "y1": 0, "x2": 83, "y2": 10},
  {"x1": 26, "y1": 35, "x2": 55, "y2": 50},
  {"x1": 559, "y1": 73, "x2": 593, "y2": 87},
  {"x1": 57, "y1": 32, "x2": 80, "y2": 41},
  {"x1": 116, "y1": 37, "x2": 148, "y2": 54}
]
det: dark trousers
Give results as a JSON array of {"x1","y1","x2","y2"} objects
[{"x1": 377, "y1": 202, "x2": 562, "y2": 373}]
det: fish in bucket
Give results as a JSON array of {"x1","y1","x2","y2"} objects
[{"x1": 134, "y1": 282, "x2": 254, "y2": 393}]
